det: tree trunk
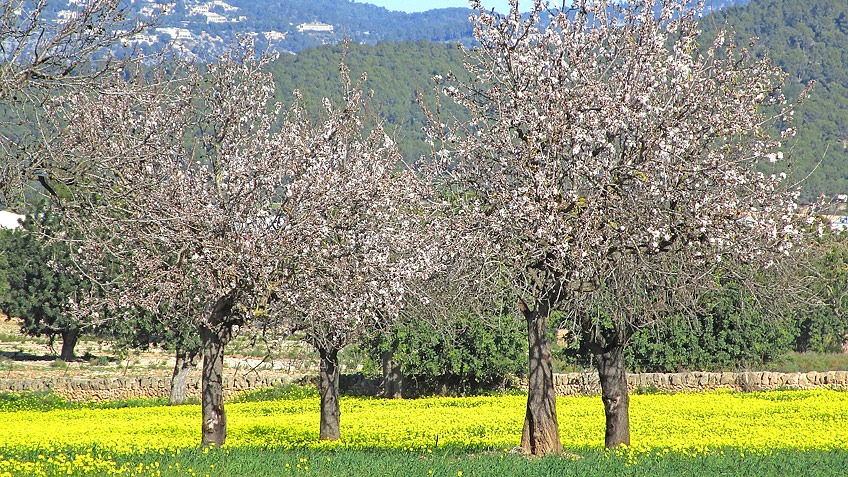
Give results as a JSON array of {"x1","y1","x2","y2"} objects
[
  {"x1": 593, "y1": 343, "x2": 630, "y2": 448},
  {"x1": 59, "y1": 328, "x2": 79, "y2": 361},
  {"x1": 170, "y1": 346, "x2": 200, "y2": 405},
  {"x1": 795, "y1": 318, "x2": 811, "y2": 353},
  {"x1": 519, "y1": 303, "x2": 563, "y2": 456},
  {"x1": 318, "y1": 346, "x2": 341, "y2": 440},
  {"x1": 199, "y1": 294, "x2": 237, "y2": 447},
  {"x1": 381, "y1": 350, "x2": 404, "y2": 399}
]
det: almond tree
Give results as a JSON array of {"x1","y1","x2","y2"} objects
[
  {"x1": 561, "y1": 246, "x2": 803, "y2": 447},
  {"x1": 431, "y1": 0, "x2": 806, "y2": 454},
  {"x1": 46, "y1": 43, "x2": 292, "y2": 447},
  {"x1": 269, "y1": 68, "x2": 438, "y2": 440},
  {"x1": 0, "y1": 0, "x2": 154, "y2": 206}
]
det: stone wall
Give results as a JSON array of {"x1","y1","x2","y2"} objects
[
  {"x1": 1, "y1": 371, "x2": 846, "y2": 401},
  {"x1": 554, "y1": 370, "x2": 848, "y2": 395},
  {"x1": 0, "y1": 375, "x2": 293, "y2": 402}
]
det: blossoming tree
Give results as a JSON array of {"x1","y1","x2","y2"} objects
[
  {"x1": 431, "y1": 0, "x2": 806, "y2": 454},
  {"x1": 47, "y1": 44, "x2": 292, "y2": 447},
  {"x1": 267, "y1": 67, "x2": 437, "y2": 440},
  {"x1": 49, "y1": 43, "x2": 437, "y2": 445}
]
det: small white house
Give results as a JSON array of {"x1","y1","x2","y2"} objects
[
  {"x1": 297, "y1": 22, "x2": 334, "y2": 33},
  {"x1": 0, "y1": 210, "x2": 24, "y2": 230}
]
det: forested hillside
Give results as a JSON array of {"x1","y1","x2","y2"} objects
[
  {"x1": 264, "y1": 0, "x2": 845, "y2": 199},
  {"x1": 163, "y1": 0, "x2": 477, "y2": 53},
  {"x1": 708, "y1": 0, "x2": 848, "y2": 201},
  {"x1": 268, "y1": 41, "x2": 469, "y2": 162},
  {"x1": 114, "y1": 0, "x2": 746, "y2": 56}
]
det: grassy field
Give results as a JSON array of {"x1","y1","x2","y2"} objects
[
  {"x1": 765, "y1": 352, "x2": 848, "y2": 373},
  {"x1": 1, "y1": 387, "x2": 847, "y2": 476},
  {"x1": 3, "y1": 446, "x2": 848, "y2": 477}
]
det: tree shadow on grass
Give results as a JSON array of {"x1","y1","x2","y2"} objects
[{"x1": 0, "y1": 350, "x2": 58, "y2": 362}]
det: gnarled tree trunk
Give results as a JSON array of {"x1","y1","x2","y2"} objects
[
  {"x1": 59, "y1": 327, "x2": 79, "y2": 361},
  {"x1": 381, "y1": 350, "x2": 404, "y2": 399},
  {"x1": 592, "y1": 342, "x2": 630, "y2": 448},
  {"x1": 318, "y1": 346, "x2": 341, "y2": 440},
  {"x1": 200, "y1": 294, "x2": 238, "y2": 447},
  {"x1": 170, "y1": 346, "x2": 200, "y2": 405},
  {"x1": 519, "y1": 300, "x2": 563, "y2": 456},
  {"x1": 583, "y1": 321, "x2": 632, "y2": 449}
]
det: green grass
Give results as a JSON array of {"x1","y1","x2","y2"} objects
[
  {"x1": 230, "y1": 383, "x2": 318, "y2": 403},
  {"x1": 765, "y1": 352, "x2": 848, "y2": 373},
  {"x1": 0, "y1": 385, "x2": 319, "y2": 412},
  {"x1": 0, "y1": 391, "x2": 171, "y2": 412},
  {"x1": 49, "y1": 358, "x2": 68, "y2": 369},
  {"x1": 0, "y1": 332, "x2": 48, "y2": 344},
  {"x1": 1, "y1": 446, "x2": 846, "y2": 477}
]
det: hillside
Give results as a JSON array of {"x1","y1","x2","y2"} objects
[
  {"x1": 709, "y1": 0, "x2": 848, "y2": 201},
  {"x1": 94, "y1": 0, "x2": 477, "y2": 57},
  {"x1": 18, "y1": 0, "x2": 842, "y2": 198},
  {"x1": 36, "y1": 1, "x2": 749, "y2": 59},
  {"x1": 267, "y1": 41, "x2": 469, "y2": 162},
  {"x1": 261, "y1": 0, "x2": 845, "y2": 200}
]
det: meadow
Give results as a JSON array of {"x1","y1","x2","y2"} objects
[{"x1": 1, "y1": 388, "x2": 847, "y2": 476}]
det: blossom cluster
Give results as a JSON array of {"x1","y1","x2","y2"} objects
[{"x1": 434, "y1": 0, "x2": 805, "y2": 306}]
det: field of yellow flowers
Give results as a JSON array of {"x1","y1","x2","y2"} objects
[{"x1": 1, "y1": 388, "x2": 847, "y2": 476}]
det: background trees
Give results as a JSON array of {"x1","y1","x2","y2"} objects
[
  {"x1": 110, "y1": 298, "x2": 204, "y2": 405},
  {"x1": 795, "y1": 230, "x2": 848, "y2": 353},
  {"x1": 362, "y1": 310, "x2": 527, "y2": 397},
  {"x1": 710, "y1": 0, "x2": 848, "y2": 202},
  {"x1": 268, "y1": 41, "x2": 469, "y2": 163},
  {"x1": 624, "y1": 281, "x2": 795, "y2": 372},
  {"x1": 431, "y1": 0, "x2": 807, "y2": 453},
  {"x1": 0, "y1": 205, "x2": 101, "y2": 361}
]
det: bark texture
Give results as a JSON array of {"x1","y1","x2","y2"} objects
[
  {"x1": 381, "y1": 350, "x2": 404, "y2": 399},
  {"x1": 200, "y1": 294, "x2": 237, "y2": 447},
  {"x1": 590, "y1": 339, "x2": 631, "y2": 448},
  {"x1": 170, "y1": 347, "x2": 200, "y2": 405},
  {"x1": 318, "y1": 346, "x2": 341, "y2": 440},
  {"x1": 59, "y1": 328, "x2": 79, "y2": 362},
  {"x1": 519, "y1": 301, "x2": 563, "y2": 456},
  {"x1": 594, "y1": 345, "x2": 630, "y2": 448}
]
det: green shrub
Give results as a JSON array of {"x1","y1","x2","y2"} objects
[
  {"x1": 766, "y1": 352, "x2": 848, "y2": 373},
  {"x1": 361, "y1": 313, "x2": 527, "y2": 393},
  {"x1": 49, "y1": 359, "x2": 68, "y2": 369},
  {"x1": 626, "y1": 318, "x2": 795, "y2": 373}
]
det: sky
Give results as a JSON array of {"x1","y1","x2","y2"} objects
[{"x1": 357, "y1": 0, "x2": 514, "y2": 13}]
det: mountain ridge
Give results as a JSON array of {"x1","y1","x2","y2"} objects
[{"x1": 42, "y1": 0, "x2": 750, "y2": 58}]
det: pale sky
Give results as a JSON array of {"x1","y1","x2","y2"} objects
[{"x1": 357, "y1": 0, "x2": 514, "y2": 13}]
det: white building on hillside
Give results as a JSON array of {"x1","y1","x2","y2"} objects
[
  {"x1": 0, "y1": 211, "x2": 24, "y2": 230},
  {"x1": 297, "y1": 22, "x2": 334, "y2": 33},
  {"x1": 265, "y1": 31, "x2": 287, "y2": 41}
]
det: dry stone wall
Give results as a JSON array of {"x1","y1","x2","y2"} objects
[
  {"x1": 554, "y1": 370, "x2": 848, "y2": 395},
  {"x1": 0, "y1": 375, "x2": 293, "y2": 401},
  {"x1": 1, "y1": 371, "x2": 846, "y2": 401}
]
